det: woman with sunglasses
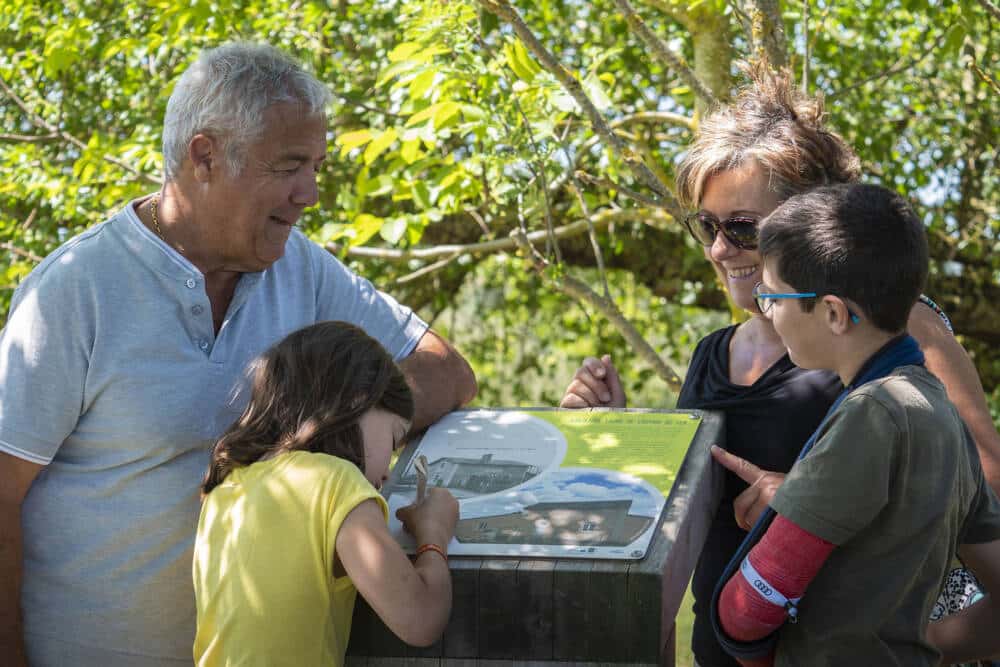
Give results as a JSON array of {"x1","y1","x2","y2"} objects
[{"x1": 560, "y1": 62, "x2": 1000, "y2": 667}]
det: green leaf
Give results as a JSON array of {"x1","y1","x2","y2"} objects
[
  {"x1": 433, "y1": 101, "x2": 461, "y2": 129},
  {"x1": 504, "y1": 39, "x2": 541, "y2": 82},
  {"x1": 362, "y1": 128, "x2": 399, "y2": 165},
  {"x1": 376, "y1": 61, "x2": 416, "y2": 88},
  {"x1": 388, "y1": 41, "x2": 423, "y2": 63},
  {"x1": 406, "y1": 102, "x2": 445, "y2": 127},
  {"x1": 350, "y1": 213, "x2": 383, "y2": 246},
  {"x1": 411, "y1": 181, "x2": 431, "y2": 209},
  {"x1": 408, "y1": 69, "x2": 438, "y2": 100},
  {"x1": 380, "y1": 217, "x2": 408, "y2": 244},
  {"x1": 335, "y1": 129, "x2": 374, "y2": 158},
  {"x1": 401, "y1": 138, "x2": 423, "y2": 164},
  {"x1": 582, "y1": 73, "x2": 612, "y2": 112}
]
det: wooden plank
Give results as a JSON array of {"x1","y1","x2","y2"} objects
[
  {"x1": 347, "y1": 598, "x2": 371, "y2": 657},
  {"x1": 587, "y1": 559, "x2": 630, "y2": 661},
  {"x1": 364, "y1": 593, "x2": 410, "y2": 657},
  {"x1": 477, "y1": 558, "x2": 522, "y2": 658},
  {"x1": 365, "y1": 659, "x2": 411, "y2": 667},
  {"x1": 625, "y1": 565, "x2": 662, "y2": 662},
  {"x1": 552, "y1": 559, "x2": 594, "y2": 661},
  {"x1": 516, "y1": 559, "x2": 555, "y2": 661},
  {"x1": 442, "y1": 557, "x2": 482, "y2": 658}
]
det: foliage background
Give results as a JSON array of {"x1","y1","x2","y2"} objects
[
  {"x1": 1, "y1": 0, "x2": 998, "y2": 662},
  {"x1": 2, "y1": 0, "x2": 997, "y2": 411}
]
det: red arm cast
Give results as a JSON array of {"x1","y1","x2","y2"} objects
[{"x1": 719, "y1": 514, "x2": 835, "y2": 667}]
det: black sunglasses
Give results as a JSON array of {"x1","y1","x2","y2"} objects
[{"x1": 682, "y1": 211, "x2": 760, "y2": 250}]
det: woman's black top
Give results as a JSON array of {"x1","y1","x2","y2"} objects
[{"x1": 676, "y1": 324, "x2": 841, "y2": 667}]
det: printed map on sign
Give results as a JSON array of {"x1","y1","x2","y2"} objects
[{"x1": 383, "y1": 409, "x2": 702, "y2": 560}]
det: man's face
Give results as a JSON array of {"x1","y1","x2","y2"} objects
[{"x1": 204, "y1": 103, "x2": 327, "y2": 272}]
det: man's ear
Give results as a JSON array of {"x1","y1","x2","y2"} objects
[
  {"x1": 821, "y1": 295, "x2": 854, "y2": 335},
  {"x1": 188, "y1": 134, "x2": 216, "y2": 182}
]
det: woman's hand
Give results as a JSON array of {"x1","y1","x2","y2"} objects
[
  {"x1": 710, "y1": 445, "x2": 786, "y2": 531},
  {"x1": 559, "y1": 354, "x2": 627, "y2": 409},
  {"x1": 396, "y1": 487, "x2": 459, "y2": 548}
]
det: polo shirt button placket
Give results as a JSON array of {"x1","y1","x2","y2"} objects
[
  {"x1": 199, "y1": 340, "x2": 210, "y2": 352},
  {"x1": 185, "y1": 278, "x2": 196, "y2": 289},
  {"x1": 191, "y1": 305, "x2": 204, "y2": 316}
]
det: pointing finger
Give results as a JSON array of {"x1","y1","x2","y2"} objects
[{"x1": 710, "y1": 445, "x2": 765, "y2": 486}]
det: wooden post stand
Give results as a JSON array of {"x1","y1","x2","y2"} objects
[{"x1": 347, "y1": 409, "x2": 724, "y2": 666}]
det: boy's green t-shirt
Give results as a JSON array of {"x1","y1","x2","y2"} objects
[
  {"x1": 770, "y1": 365, "x2": 1000, "y2": 667},
  {"x1": 193, "y1": 451, "x2": 388, "y2": 667}
]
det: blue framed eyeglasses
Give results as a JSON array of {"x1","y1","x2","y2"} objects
[{"x1": 752, "y1": 282, "x2": 860, "y2": 323}]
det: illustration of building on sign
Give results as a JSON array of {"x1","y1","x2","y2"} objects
[
  {"x1": 401, "y1": 454, "x2": 541, "y2": 495},
  {"x1": 455, "y1": 499, "x2": 653, "y2": 546}
]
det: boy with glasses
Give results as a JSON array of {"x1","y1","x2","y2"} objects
[{"x1": 712, "y1": 183, "x2": 1000, "y2": 666}]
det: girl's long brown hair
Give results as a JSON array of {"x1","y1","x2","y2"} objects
[{"x1": 202, "y1": 321, "x2": 414, "y2": 495}]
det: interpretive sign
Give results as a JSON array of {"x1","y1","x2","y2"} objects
[{"x1": 384, "y1": 408, "x2": 701, "y2": 560}]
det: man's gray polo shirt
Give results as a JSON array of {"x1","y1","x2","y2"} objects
[{"x1": 0, "y1": 200, "x2": 428, "y2": 665}]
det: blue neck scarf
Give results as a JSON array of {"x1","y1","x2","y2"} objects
[{"x1": 710, "y1": 334, "x2": 925, "y2": 659}]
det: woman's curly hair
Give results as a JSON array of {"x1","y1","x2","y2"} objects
[{"x1": 676, "y1": 61, "x2": 861, "y2": 209}]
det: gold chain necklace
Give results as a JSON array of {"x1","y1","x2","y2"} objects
[{"x1": 151, "y1": 194, "x2": 163, "y2": 239}]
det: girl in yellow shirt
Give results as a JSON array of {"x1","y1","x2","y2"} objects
[{"x1": 193, "y1": 321, "x2": 458, "y2": 666}]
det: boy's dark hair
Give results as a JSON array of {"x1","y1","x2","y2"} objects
[
  {"x1": 758, "y1": 183, "x2": 928, "y2": 333},
  {"x1": 202, "y1": 321, "x2": 414, "y2": 495}
]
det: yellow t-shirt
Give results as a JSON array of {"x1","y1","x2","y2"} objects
[{"x1": 193, "y1": 450, "x2": 388, "y2": 666}]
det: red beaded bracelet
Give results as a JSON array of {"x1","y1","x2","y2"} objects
[{"x1": 415, "y1": 543, "x2": 448, "y2": 563}]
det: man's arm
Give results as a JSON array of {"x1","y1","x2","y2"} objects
[
  {"x1": 926, "y1": 539, "x2": 1000, "y2": 664},
  {"x1": 399, "y1": 329, "x2": 477, "y2": 432},
  {"x1": 0, "y1": 451, "x2": 43, "y2": 667}
]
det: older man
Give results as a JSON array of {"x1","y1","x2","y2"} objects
[{"x1": 0, "y1": 43, "x2": 476, "y2": 666}]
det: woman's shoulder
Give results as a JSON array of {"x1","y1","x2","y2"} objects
[{"x1": 691, "y1": 324, "x2": 740, "y2": 360}]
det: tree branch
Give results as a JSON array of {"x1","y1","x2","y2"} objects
[
  {"x1": 567, "y1": 178, "x2": 611, "y2": 299},
  {"x1": 0, "y1": 75, "x2": 160, "y2": 185},
  {"x1": 0, "y1": 241, "x2": 44, "y2": 263},
  {"x1": 510, "y1": 86, "x2": 563, "y2": 263},
  {"x1": 474, "y1": 0, "x2": 684, "y2": 222},
  {"x1": 325, "y1": 207, "x2": 670, "y2": 261},
  {"x1": 969, "y1": 59, "x2": 1000, "y2": 96},
  {"x1": 395, "y1": 252, "x2": 463, "y2": 284},
  {"x1": 828, "y1": 23, "x2": 951, "y2": 100},
  {"x1": 612, "y1": 0, "x2": 718, "y2": 107},
  {"x1": 802, "y1": 0, "x2": 811, "y2": 93},
  {"x1": 612, "y1": 110, "x2": 695, "y2": 131},
  {"x1": 510, "y1": 229, "x2": 684, "y2": 393},
  {"x1": 0, "y1": 132, "x2": 60, "y2": 143},
  {"x1": 724, "y1": 0, "x2": 754, "y2": 45},
  {"x1": 979, "y1": 0, "x2": 1000, "y2": 22},
  {"x1": 576, "y1": 171, "x2": 666, "y2": 208},
  {"x1": 745, "y1": 0, "x2": 788, "y2": 67}
]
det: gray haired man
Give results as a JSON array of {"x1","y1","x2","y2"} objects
[{"x1": 0, "y1": 42, "x2": 476, "y2": 666}]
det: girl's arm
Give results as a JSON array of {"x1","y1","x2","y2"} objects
[
  {"x1": 908, "y1": 303, "x2": 1000, "y2": 496},
  {"x1": 335, "y1": 488, "x2": 458, "y2": 647},
  {"x1": 927, "y1": 539, "x2": 1000, "y2": 664}
]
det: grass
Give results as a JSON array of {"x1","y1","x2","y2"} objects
[{"x1": 675, "y1": 582, "x2": 696, "y2": 667}]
